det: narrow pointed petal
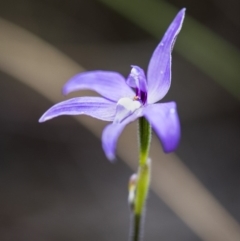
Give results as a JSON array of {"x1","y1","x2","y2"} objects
[
  {"x1": 143, "y1": 102, "x2": 180, "y2": 152},
  {"x1": 102, "y1": 109, "x2": 143, "y2": 161},
  {"x1": 39, "y1": 97, "x2": 116, "y2": 122},
  {"x1": 147, "y1": 9, "x2": 185, "y2": 104},
  {"x1": 63, "y1": 71, "x2": 134, "y2": 102}
]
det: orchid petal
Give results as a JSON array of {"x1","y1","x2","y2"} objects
[
  {"x1": 63, "y1": 71, "x2": 134, "y2": 102},
  {"x1": 147, "y1": 9, "x2": 185, "y2": 104},
  {"x1": 102, "y1": 109, "x2": 143, "y2": 161},
  {"x1": 39, "y1": 97, "x2": 116, "y2": 122},
  {"x1": 143, "y1": 102, "x2": 180, "y2": 152}
]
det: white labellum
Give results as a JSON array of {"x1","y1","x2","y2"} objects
[{"x1": 114, "y1": 97, "x2": 141, "y2": 123}]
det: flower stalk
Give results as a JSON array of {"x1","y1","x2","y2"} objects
[
  {"x1": 131, "y1": 117, "x2": 151, "y2": 241},
  {"x1": 138, "y1": 117, "x2": 151, "y2": 166}
]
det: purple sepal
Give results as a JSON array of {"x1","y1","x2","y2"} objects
[
  {"x1": 102, "y1": 109, "x2": 143, "y2": 161},
  {"x1": 39, "y1": 97, "x2": 116, "y2": 122},
  {"x1": 147, "y1": 9, "x2": 185, "y2": 104},
  {"x1": 63, "y1": 71, "x2": 134, "y2": 102},
  {"x1": 143, "y1": 102, "x2": 180, "y2": 152}
]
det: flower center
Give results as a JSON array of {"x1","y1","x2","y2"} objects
[
  {"x1": 133, "y1": 96, "x2": 140, "y2": 101},
  {"x1": 135, "y1": 88, "x2": 147, "y2": 105},
  {"x1": 126, "y1": 66, "x2": 148, "y2": 105},
  {"x1": 114, "y1": 97, "x2": 141, "y2": 123}
]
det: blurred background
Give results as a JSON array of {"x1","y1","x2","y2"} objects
[{"x1": 0, "y1": 0, "x2": 240, "y2": 241}]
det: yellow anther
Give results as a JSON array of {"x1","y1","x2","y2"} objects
[{"x1": 133, "y1": 96, "x2": 140, "y2": 101}]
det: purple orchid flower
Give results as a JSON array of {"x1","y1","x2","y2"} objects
[{"x1": 39, "y1": 9, "x2": 185, "y2": 161}]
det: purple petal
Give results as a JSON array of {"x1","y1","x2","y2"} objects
[
  {"x1": 39, "y1": 97, "x2": 116, "y2": 122},
  {"x1": 102, "y1": 109, "x2": 143, "y2": 161},
  {"x1": 147, "y1": 9, "x2": 185, "y2": 104},
  {"x1": 143, "y1": 102, "x2": 180, "y2": 152},
  {"x1": 63, "y1": 71, "x2": 135, "y2": 102}
]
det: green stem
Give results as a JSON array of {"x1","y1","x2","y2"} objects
[
  {"x1": 131, "y1": 117, "x2": 151, "y2": 241},
  {"x1": 138, "y1": 117, "x2": 151, "y2": 166},
  {"x1": 132, "y1": 214, "x2": 141, "y2": 241}
]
